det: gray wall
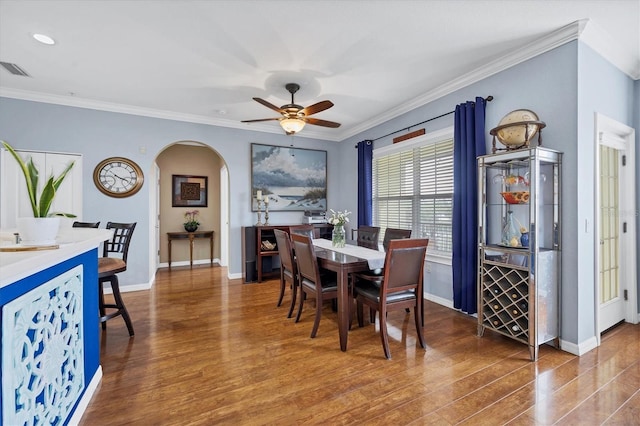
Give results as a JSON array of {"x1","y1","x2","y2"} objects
[
  {"x1": 0, "y1": 99, "x2": 341, "y2": 285},
  {"x1": 575, "y1": 42, "x2": 636, "y2": 344},
  {"x1": 334, "y1": 40, "x2": 636, "y2": 348},
  {"x1": 1, "y1": 39, "x2": 637, "y2": 350}
]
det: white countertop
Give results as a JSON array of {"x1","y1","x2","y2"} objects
[{"x1": 0, "y1": 228, "x2": 112, "y2": 288}]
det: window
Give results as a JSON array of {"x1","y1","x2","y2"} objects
[{"x1": 373, "y1": 127, "x2": 454, "y2": 259}]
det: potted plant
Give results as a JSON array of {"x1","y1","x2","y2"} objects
[
  {"x1": 183, "y1": 210, "x2": 200, "y2": 232},
  {"x1": 2, "y1": 140, "x2": 75, "y2": 245}
]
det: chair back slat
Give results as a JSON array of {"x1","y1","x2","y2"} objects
[{"x1": 103, "y1": 222, "x2": 137, "y2": 262}]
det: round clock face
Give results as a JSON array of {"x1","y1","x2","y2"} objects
[{"x1": 93, "y1": 157, "x2": 144, "y2": 197}]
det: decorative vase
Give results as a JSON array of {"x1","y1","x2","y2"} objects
[
  {"x1": 17, "y1": 217, "x2": 61, "y2": 246},
  {"x1": 332, "y1": 224, "x2": 345, "y2": 248},
  {"x1": 520, "y1": 232, "x2": 529, "y2": 248},
  {"x1": 501, "y1": 211, "x2": 521, "y2": 247},
  {"x1": 184, "y1": 223, "x2": 198, "y2": 232}
]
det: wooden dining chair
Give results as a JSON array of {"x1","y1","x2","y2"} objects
[
  {"x1": 356, "y1": 226, "x2": 380, "y2": 250},
  {"x1": 289, "y1": 224, "x2": 318, "y2": 239},
  {"x1": 72, "y1": 221, "x2": 100, "y2": 228},
  {"x1": 353, "y1": 238, "x2": 429, "y2": 359},
  {"x1": 98, "y1": 222, "x2": 136, "y2": 336},
  {"x1": 291, "y1": 233, "x2": 338, "y2": 338},
  {"x1": 382, "y1": 228, "x2": 412, "y2": 251},
  {"x1": 274, "y1": 229, "x2": 299, "y2": 318}
]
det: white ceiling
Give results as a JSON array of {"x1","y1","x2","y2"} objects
[{"x1": 0, "y1": 0, "x2": 638, "y2": 142}]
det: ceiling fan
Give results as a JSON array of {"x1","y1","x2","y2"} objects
[{"x1": 241, "y1": 83, "x2": 341, "y2": 135}]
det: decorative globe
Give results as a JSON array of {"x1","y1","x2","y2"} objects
[{"x1": 495, "y1": 109, "x2": 541, "y2": 147}]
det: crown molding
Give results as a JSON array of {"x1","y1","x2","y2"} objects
[
  {"x1": 339, "y1": 19, "x2": 637, "y2": 142},
  {"x1": 1, "y1": 19, "x2": 635, "y2": 144},
  {"x1": 579, "y1": 19, "x2": 640, "y2": 80},
  {"x1": 0, "y1": 87, "x2": 342, "y2": 142}
]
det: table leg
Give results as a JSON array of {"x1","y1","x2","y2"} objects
[
  {"x1": 168, "y1": 239, "x2": 172, "y2": 268},
  {"x1": 337, "y1": 268, "x2": 349, "y2": 352},
  {"x1": 210, "y1": 234, "x2": 213, "y2": 265},
  {"x1": 189, "y1": 234, "x2": 194, "y2": 268}
]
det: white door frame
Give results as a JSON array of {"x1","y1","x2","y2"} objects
[
  {"x1": 594, "y1": 112, "x2": 637, "y2": 345},
  {"x1": 220, "y1": 165, "x2": 229, "y2": 267}
]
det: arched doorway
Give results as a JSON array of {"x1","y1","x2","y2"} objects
[{"x1": 154, "y1": 142, "x2": 229, "y2": 270}]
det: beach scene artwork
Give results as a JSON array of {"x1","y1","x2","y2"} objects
[{"x1": 251, "y1": 144, "x2": 327, "y2": 211}]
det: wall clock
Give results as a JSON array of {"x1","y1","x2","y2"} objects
[{"x1": 93, "y1": 157, "x2": 144, "y2": 198}]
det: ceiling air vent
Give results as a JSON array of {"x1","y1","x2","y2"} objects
[{"x1": 0, "y1": 62, "x2": 31, "y2": 77}]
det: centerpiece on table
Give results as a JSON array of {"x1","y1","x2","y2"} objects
[
  {"x1": 327, "y1": 209, "x2": 351, "y2": 248},
  {"x1": 183, "y1": 210, "x2": 200, "y2": 232},
  {"x1": 2, "y1": 140, "x2": 75, "y2": 246}
]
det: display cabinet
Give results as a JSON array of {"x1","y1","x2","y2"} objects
[
  {"x1": 477, "y1": 147, "x2": 562, "y2": 361},
  {"x1": 241, "y1": 224, "x2": 333, "y2": 283}
]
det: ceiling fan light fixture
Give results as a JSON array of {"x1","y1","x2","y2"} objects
[{"x1": 280, "y1": 118, "x2": 306, "y2": 134}]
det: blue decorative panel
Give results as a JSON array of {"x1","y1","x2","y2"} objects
[{"x1": 2, "y1": 265, "x2": 85, "y2": 425}]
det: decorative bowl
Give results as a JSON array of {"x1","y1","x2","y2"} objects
[{"x1": 500, "y1": 191, "x2": 530, "y2": 204}]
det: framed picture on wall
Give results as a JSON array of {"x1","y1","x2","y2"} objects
[
  {"x1": 172, "y1": 175, "x2": 208, "y2": 207},
  {"x1": 251, "y1": 143, "x2": 327, "y2": 211}
]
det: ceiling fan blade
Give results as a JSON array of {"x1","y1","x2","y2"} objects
[
  {"x1": 305, "y1": 117, "x2": 341, "y2": 128},
  {"x1": 253, "y1": 97, "x2": 284, "y2": 114},
  {"x1": 241, "y1": 118, "x2": 281, "y2": 123},
  {"x1": 301, "y1": 100, "x2": 334, "y2": 116}
]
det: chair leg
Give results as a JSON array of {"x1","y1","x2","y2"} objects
[
  {"x1": 414, "y1": 306, "x2": 426, "y2": 349},
  {"x1": 357, "y1": 299, "x2": 365, "y2": 327},
  {"x1": 276, "y1": 274, "x2": 285, "y2": 307},
  {"x1": 379, "y1": 306, "x2": 391, "y2": 359},
  {"x1": 295, "y1": 289, "x2": 305, "y2": 323},
  {"x1": 110, "y1": 276, "x2": 135, "y2": 336},
  {"x1": 310, "y1": 295, "x2": 322, "y2": 338},
  {"x1": 100, "y1": 275, "x2": 134, "y2": 336},
  {"x1": 98, "y1": 279, "x2": 107, "y2": 330},
  {"x1": 287, "y1": 280, "x2": 297, "y2": 318}
]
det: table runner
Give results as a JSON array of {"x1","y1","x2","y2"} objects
[{"x1": 313, "y1": 238, "x2": 385, "y2": 270}]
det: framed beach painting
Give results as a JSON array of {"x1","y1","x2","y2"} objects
[
  {"x1": 172, "y1": 175, "x2": 208, "y2": 207},
  {"x1": 251, "y1": 143, "x2": 327, "y2": 211}
]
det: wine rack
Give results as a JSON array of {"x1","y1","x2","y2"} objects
[{"x1": 477, "y1": 147, "x2": 562, "y2": 361}]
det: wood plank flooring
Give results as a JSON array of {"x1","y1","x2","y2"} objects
[{"x1": 79, "y1": 265, "x2": 640, "y2": 425}]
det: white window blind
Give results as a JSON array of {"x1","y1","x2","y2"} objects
[{"x1": 373, "y1": 128, "x2": 454, "y2": 256}]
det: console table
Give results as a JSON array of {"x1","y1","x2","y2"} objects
[{"x1": 167, "y1": 230, "x2": 214, "y2": 268}]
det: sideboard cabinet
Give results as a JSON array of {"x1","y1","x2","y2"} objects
[
  {"x1": 477, "y1": 147, "x2": 562, "y2": 361},
  {"x1": 241, "y1": 224, "x2": 332, "y2": 283}
]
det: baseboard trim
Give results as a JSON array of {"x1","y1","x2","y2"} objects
[
  {"x1": 424, "y1": 293, "x2": 454, "y2": 309},
  {"x1": 158, "y1": 258, "x2": 221, "y2": 269},
  {"x1": 68, "y1": 366, "x2": 102, "y2": 425},
  {"x1": 559, "y1": 336, "x2": 598, "y2": 356}
]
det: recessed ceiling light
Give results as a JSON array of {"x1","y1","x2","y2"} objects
[{"x1": 33, "y1": 33, "x2": 55, "y2": 45}]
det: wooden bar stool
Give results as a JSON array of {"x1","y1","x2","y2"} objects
[
  {"x1": 98, "y1": 222, "x2": 136, "y2": 336},
  {"x1": 72, "y1": 221, "x2": 100, "y2": 228}
]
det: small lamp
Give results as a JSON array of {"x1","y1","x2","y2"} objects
[{"x1": 280, "y1": 118, "x2": 306, "y2": 134}]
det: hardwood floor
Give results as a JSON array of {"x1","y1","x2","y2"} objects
[{"x1": 80, "y1": 265, "x2": 640, "y2": 425}]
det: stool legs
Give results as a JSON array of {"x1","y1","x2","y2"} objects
[{"x1": 99, "y1": 274, "x2": 135, "y2": 336}]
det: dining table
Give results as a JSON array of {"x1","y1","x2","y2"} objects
[{"x1": 312, "y1": 238, "x2": 386, "y2": 352}]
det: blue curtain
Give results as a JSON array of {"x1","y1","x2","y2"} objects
[
  {"x1": 453, "y1": 97, "x2": 486, "y2": 314},
  {"x1": 357, "y1": 140, "x2": 373, "y2": 226}
]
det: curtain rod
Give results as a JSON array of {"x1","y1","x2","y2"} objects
[{"x1": 355, "y1": 95, "x2": 493, "y2": 147}]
